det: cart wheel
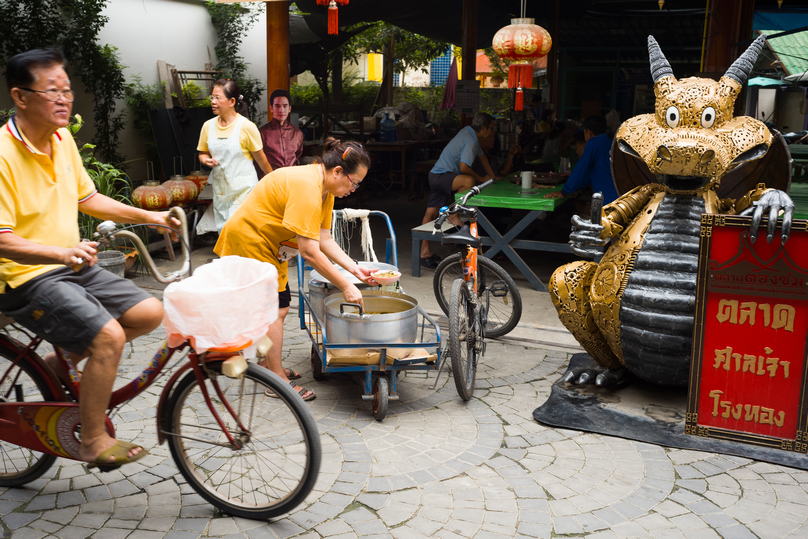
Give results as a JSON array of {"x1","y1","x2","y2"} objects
[
  {"x1": 372, "y1": 376, "x2": 389, "y2": 421},
  {"x1": 311, "y1": 345, "x2": 326, "y2": 381}
]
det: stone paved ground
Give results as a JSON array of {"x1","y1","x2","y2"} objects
[{"x1": 3, "y1": 309, "x2": 808, "y2": 538}]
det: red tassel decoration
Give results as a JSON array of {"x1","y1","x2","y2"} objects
[
  {"x1": 317, "y1": 0, "x2": 327, "y2": 4},
  {"x1": 508, "y1": 63, "x2": 534, "y2": 89},
  {"x1": 515, "y1": 87, "x2": 524, "y2": 111},
  {"x1": 328, "y1": 1, "x2": 338, "y2": 35},
  {"x1": 338, "y1": 0, "x2": 348, "y2": 4}
]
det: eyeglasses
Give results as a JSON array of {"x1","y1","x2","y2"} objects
[
  {"x1": 345, "y1": 173, "x2": 360, "y2": 190},
  {"x1": 19, "y1": 88, "x2": 74, "y2": 102},
  {"x1": 209, "y1": 95, "x2": 227, "y2": 102}
]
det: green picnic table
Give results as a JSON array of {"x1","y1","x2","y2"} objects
[{"x1": 453, "y1": 177, "x2": 570, "y2": 291}]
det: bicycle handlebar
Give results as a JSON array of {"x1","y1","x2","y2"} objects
[
  {"x1": 95, "y1": 206, "x2": 191, "y2": 284},
  {"x1": 433, "y1": 179, "x2": 495, "y2": 232}
]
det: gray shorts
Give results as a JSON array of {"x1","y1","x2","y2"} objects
[{"x1": 0, "y1": 265, "x2": 152, "y2": 355}]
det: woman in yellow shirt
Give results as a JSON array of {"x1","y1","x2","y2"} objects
[
  {"x1": 197, "y1": 79, "x2": 273, "y2": 234},
  {"x1": 215, "y1": 138, "x2": 373, "y2": 400}
]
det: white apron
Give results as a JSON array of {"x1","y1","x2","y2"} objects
[{"x1": 196, "y1": 116, "x2": 258, "y2": 234}]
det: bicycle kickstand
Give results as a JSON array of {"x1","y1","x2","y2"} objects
[{"x1": 428, "y1": 342, "x2": 451, "y2": 390}]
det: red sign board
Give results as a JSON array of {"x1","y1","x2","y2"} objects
[{"x1": 687, "y1": 215, "x2": 808, "y2": 453}]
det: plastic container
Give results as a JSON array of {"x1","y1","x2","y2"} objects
[
  {"x1": 97, "y1": 250, "x2": 126, "y2": 278},
  {"x1": 379, "y1": 113, "x2": 396, "y2": 143}
]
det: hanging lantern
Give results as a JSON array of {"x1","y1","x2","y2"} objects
[
  {"x1": 132, "y1": 180, "x2": 173, "y2": 210},
  {"x1": 327, "y1": 0, "x2": 339, "y2": 35},
  {"x1": 658, "y1": 0, "x2": 665, "y2": 9},
  {"x1": 492, "y1": 18, "x2": 552, "y2": 90},
  {"x1": 163, "y1": 175, "x2": 199, "y2": 205}
]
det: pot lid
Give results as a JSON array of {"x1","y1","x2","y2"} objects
[{"x1": 310, "y1": 261, "x2": 398, "y2": 285}]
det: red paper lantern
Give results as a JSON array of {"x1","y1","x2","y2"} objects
[
  {"x1": 186, "y1": 171, "x2": 208, "y2": 193},
  {"x1": 132, "y1": 180, "x2": 173, "y2": 210},
  {"x1": 492, "y1": 18, "x2": 552, "y2": 95},
  {"x1": 163, "y1": 176, "x2": 199, "y2": 205}
]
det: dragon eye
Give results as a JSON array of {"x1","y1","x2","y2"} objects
[
  {"x1": 701, "y1": 107, "x2": 716, "y2": 128},
  {"x1": 665, "y1": 106, "x2": 680, "y2": 128}
]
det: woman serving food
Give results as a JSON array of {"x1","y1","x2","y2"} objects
[
  {"x1": 196, "y1": 79, "x2": 273, "y2": 234},
  {"x1": 214, "y1": 138, "x2": 374, "y2": 401}
]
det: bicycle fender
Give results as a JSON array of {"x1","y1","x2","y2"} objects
[
  {"x1": 155, "y1": 361, "x2": 195, "y2": 445},
  {"x1": 0, "y1": 336, "x2": 66, "y2": 401}
]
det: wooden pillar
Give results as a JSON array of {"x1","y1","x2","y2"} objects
[
  {"x1": 701, "y1": 0, "x2": 756, "y2": 115},
  {"x1": 547, "y1": 0, "x2": 560, "y2": 115},
  {"x1": 384, "y1": 34, "x2": 395, "y2": 106},
  {"x1": 702, "y1": 0, "x2": 756, "y2": 73},
  {"x1": 461, "y1": 0, "x2": 478, "y2": 81},
  {"x1": 266, "y1": 1, "x2": 290, "y2": 122}
]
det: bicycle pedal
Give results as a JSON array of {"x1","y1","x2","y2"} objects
[{"x1": 489, "y1": 282, "x2": 509, "y2": 297}]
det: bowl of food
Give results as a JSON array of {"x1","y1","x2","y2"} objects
[{"x1": 370, "y1": 269, "x2": 402, "y2": 285}]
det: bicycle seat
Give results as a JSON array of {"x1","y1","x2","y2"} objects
[
  {"x1": 441, "y1": 224, "x2": 482, "y2": 248},
  {"x1": 205, "y1": 336, "x2": 253, "y2": 353}
]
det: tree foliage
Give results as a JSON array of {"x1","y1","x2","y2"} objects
[
  {"x1": 0, "y1": 0, "x2": 127, "y2": 164},
  {"x1": 343, "y1": 22, "x2": 448, "y2": 76},
  {"x1": 205, "y1": 1, "x2": 267, "y2": 121}
]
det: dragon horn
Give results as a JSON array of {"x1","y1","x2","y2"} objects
[
  {"x1": 648, "y1": 35, "x2": 674, "y2": 83},
  {"x1": 724, "y1": 34, "x2": 767, "y2": 85}
]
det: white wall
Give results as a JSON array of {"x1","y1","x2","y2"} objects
[
  {"x1": 0, "y1": 0, "x2": 269, "y2": 169},
  {"x1": 97, "y1": 0, "x2": 268, "y2": 169}
]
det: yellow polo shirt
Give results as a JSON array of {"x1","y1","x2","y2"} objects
[{"x1": 0, "y1": 117, "x2": 97, "y2": 292}]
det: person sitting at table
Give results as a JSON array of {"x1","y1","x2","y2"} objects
[
  {"x1": 419, "y1": 112, "x2": 499, "y2": 269},
  {"x1": 572, "y1": 128, "x2": 587, "y2": 158},
  {"x1": 541, "y1": 121, "x2": 572, "y2": 158},
  {"x1": 537, "y1": 109, "x2": 554, "y2": 139},
  {"x1": 544, "y1": 115, "x2": 618, "y2": 204},
  {"x1": 255, "y1": 88, "x2": 304, "y2": 177}
]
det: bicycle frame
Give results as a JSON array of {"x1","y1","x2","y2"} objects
[
  {"x1": 0, "y1": 207, "x2": 249, "y2": 462},
  {"x1": 460, "y1": 220, "x2": 480, "y2": 296}
]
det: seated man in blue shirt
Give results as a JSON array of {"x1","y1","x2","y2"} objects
[
  {"x1": 419, "y1": 112, "x2": 499, "y2": 268},
  {"x1": 544, "y1": 115, "x2": 619, "y2": 205}
]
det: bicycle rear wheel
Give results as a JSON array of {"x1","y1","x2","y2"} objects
[
  {"x1": 449, "y1": 279, "x2": 478, "y2": 401},
  {"x1": 433, "y1": 254, "x2": 522, "y2": 338},
  {"x1": 0, "y1": 344, "x2": 58, "y2": 487},
  {"x1": 164, "y1": 362, "x2": 321, "y2": 520}
]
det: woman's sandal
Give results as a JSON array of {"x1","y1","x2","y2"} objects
[
  {"x1": 85, "y1": 441, "x2": 149, "y2": 471},
  {"x1": 266, "y1": 380, "x2": 316, "y2": 401},
  {"x1": 285, "y1": 368, "x2": 302, "y2": 380}
]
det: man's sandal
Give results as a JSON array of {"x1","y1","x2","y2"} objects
[
  {"x1": 285, "y1": 368, "x2": 302, "y2": 380},
  {"x1": 85, "y1": 441, "x2": 149, "y2": 471},
  {"x1": 265, "y1": 380, "x2": 316, "y2": 401}
]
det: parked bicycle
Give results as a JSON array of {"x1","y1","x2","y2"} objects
[
  {"x1": 0, "y1": 207, "x2": 321, "y2": 520},
  {"x1": 433, "y1": 180, "x2": 522, "y2": 400},
  {"x1": 432, "y1": 207, "x2": 522, "y2": 340}
]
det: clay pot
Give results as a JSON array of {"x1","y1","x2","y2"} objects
[
  {"x1": 132, "y1": 180, "x2": 173, "y2": 210},
  {"x1": 186, "y1": 170, "x2": 208, "y2": 192},
  {"x1": 163, "y1": 175, "x2": 199, "y2": 205}
]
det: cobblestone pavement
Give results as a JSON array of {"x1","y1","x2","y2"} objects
[{"x1": 3, "y1": 310, "x2": 808, "y2": 539}]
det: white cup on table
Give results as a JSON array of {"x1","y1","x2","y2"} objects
[{"x1": 521, "y1": 170, "x2": 533, "y2": 189}]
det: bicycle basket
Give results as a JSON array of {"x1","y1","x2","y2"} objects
[{"x1": 163, "y1": 256, "x2": 279, "y2": 353}]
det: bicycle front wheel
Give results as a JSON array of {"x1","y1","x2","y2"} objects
[
  {"x1": 434, "y1": 254, "x2": 522, "y2": 338},
  {"x1": 0, "y1": 343, "x2": 58, "y2": 487},
  {"x1": 164, "y1": 362, "x2": 321, "y2": 520},
  {"x1": 449, "y1": 279, "x2": 478, "y2": 401}
]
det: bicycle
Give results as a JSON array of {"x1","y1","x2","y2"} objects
[
  {"x1": 0, "y1": 207, "x2": 321, "y2": 520},
  {"x1": 433, "y1": 180, "x2": 522, "y2": 401},
  {"x1": 432, "y1": 188, "x2": 523, "y2": 339}
]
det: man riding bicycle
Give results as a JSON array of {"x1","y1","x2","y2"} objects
[{"x1": 0, "y1": 49, "x2": 178, "y2": 469}]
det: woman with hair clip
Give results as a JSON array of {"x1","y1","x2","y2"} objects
[
  {"x1": 196, "y1": 79, "x2": 273, "y2": 234},
  {"x1": 214, "y1": 138, "x2": 373, "y2": 401}
]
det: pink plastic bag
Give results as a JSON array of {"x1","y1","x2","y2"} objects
[{"x1": 163, "y1": 256, "x2": 279, "y2": 353}]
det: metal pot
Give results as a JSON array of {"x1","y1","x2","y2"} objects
[
  {"x1": 324, "y1": 290, "x2": 418, "y2": 346},
  {"x1": 307, "y1": 261, "x2": 397, "y2": 322},
  {"x1": 497, "y1": 132, "x2": 518, "y2": 150},
  {"x1": 309, "y1": 279, "x2": 377, "y2": 323}
]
